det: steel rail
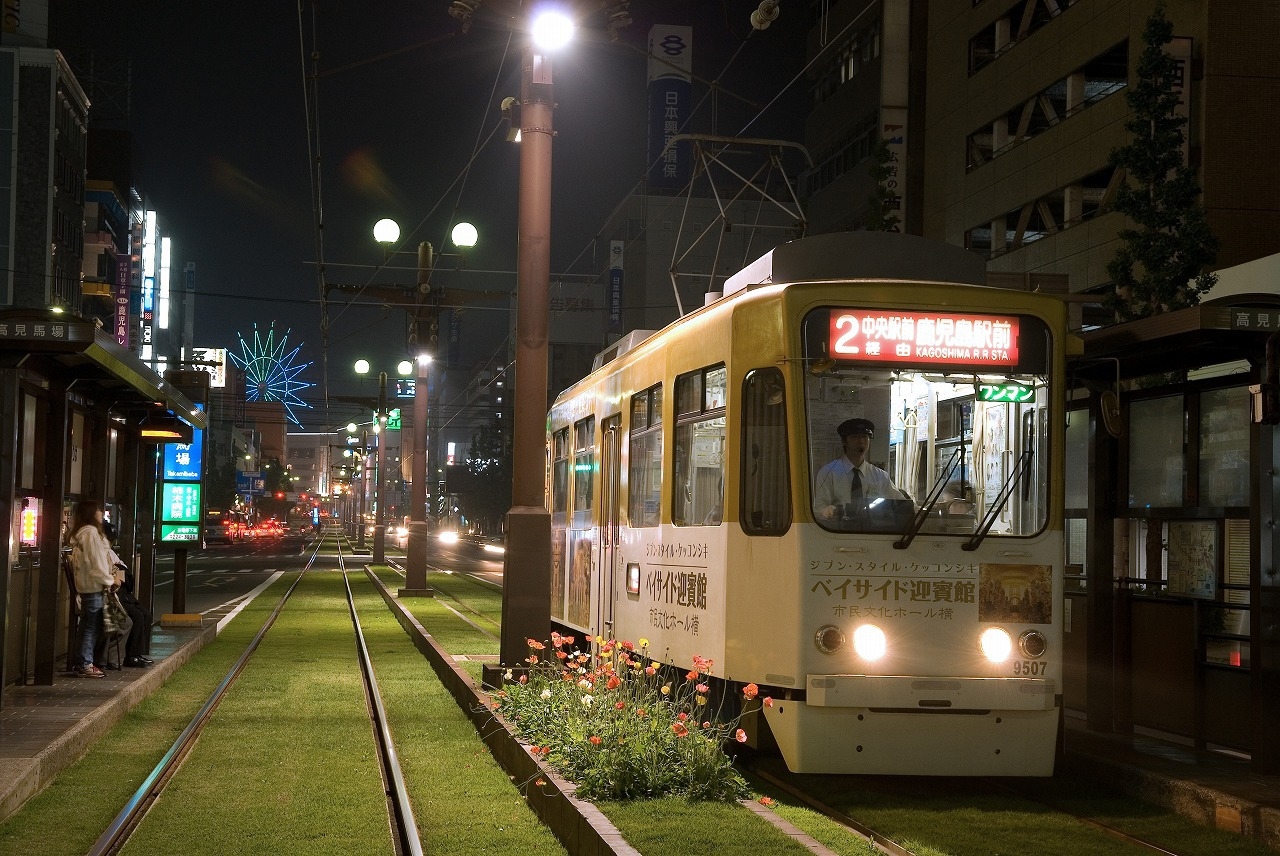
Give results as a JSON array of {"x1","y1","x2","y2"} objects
[
  {"x1": 87, "y1": 536, "x2": 326, "y2": 856},
  {"x1": 340, "y1": 552, "x2": 424, "y2": 856},
  {"x1": 982, "y1": 778, "x2": 1188, "y2": 856},
  {"x1": 745, "y1": 762, "x2": 918, "y2": 856}
]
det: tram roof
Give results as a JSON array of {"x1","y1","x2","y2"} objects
[
  {"x1": 722, "y1": 232, "x2": 988, "y2": 296},
  {"x1": 0, "y1": 308, "x2": 207, "y2": 429}
]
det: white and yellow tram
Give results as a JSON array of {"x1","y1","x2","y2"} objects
[{"x1": 546, "y1": 232, "x2": 1069, "y2": 775}]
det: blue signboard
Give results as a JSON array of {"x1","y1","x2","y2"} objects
[
  {"x1": 237, "y1": 471, "x2": 265, "y2": 495},
  {"x1": 163, "y1": 431, "x2": 203, "y2": 481}
]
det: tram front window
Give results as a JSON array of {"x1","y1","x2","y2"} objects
[{"x1": 802, "y1": 307, "x2": 1052, "y2": 538}]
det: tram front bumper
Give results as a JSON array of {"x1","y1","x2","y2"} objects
[
  {"x1": 806, "y1": 674, "x2": 1057, "y2": 711},
  {"x1": 760, "y1": 675, "x2": 1060, "y2": 775}
]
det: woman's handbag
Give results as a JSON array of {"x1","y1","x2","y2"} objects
[{"x1": 102, "y1": 590, "x2": 132, "y2": 639}]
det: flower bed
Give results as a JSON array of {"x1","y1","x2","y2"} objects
[{"x1": 494, "y1": 634, "x2": 770, "y2": 802}]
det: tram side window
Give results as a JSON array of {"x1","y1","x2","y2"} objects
[
  {"x1": 628, "y1": 385, "x2": 663, "y2": 527},
  {"x1": 551, "y1": 428, "x2": 570, "y2": 521},
  {"x1": 740, "y1": 368, "x2": 791, "y2": 535},
  {"x1": 573, "y1": 416, "x2": 595, "y2": 527},
  {"x1": 673, "y1": 365, "x2": 726, "y2": 526}
]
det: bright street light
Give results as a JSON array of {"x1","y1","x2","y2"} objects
[
  {"x1": 531, "y1": 9, "x2": 574, "y2": 49},
  {"x1": 373, "y1": 218, "x2": 400, "y2": 245},
  {"x1": 354, "y1": 359, "x2": 370, "y2": 375},
  {"x1": 452, "y1": 221, "x2": 478, "y2": 248},
  {"x1": 397, "y1": 359, "x2": 413, "y2": 376}
]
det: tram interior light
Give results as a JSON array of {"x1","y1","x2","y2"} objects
[
  {"x1": 980, "y1": 627, "x2": 1013, "y2": 663},
  {"x1": 852, "y1": 624, "x2": 887, "y2": 661}
]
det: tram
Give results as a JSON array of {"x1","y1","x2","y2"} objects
[{"x1": 546, "y1": 232, "x2": 1070, "y2": 775}]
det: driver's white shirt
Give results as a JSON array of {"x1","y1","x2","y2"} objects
[{"x1": 813, "y1": 457, "x2": 902, "y2": 509}]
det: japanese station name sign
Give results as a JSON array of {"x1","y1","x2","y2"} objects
[
  {"x1": 1204, "y1": 307, "x2": 1280, "y2": 332},
  {"x1": 0, "y1": 319, "x2": 94, "y2": 343},
  {"x1": 159, "y1": 403, "x2": 205, "y2": 545},
  {"x1": 829, "y1": 309, "x2": 1020, "y2": 367}
]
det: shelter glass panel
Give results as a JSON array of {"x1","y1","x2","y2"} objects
[
  {"x1": 1128, "y1": 396, "x2": 1185, "y2": 509},
  {"x1": 1199, "y1": 386, "x2": 1249, "y2": 508}
]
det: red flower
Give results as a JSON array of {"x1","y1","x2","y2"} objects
[
  {"x1": 563, "y1": 635, "x2": 575, "y2": 646},
  {"x1": 763, "y1": 696, "x2": 773, "y2": 708},
  {"x1": 696, "y1": 683, "x2": 709, "y2": 693},
  {"x1": 671, "y1": 722, "x2": 689, "y2": 737},
  {"x1": 686, "y1": 669, "x2": 700, "y2": 681},
  {"x1": 525, "y1": 655, "x2": 539, "y2": 664},
  {"x1": 742, "y1": 683, "x2": 759, "y2": 700},
  {"x1": 550, "y1": 631, "x2": 563, "y2": 647},
  {"x1": 606, "y1": 675, "x2": 622, "y2": 690},
  {"x1": 527, "y1": 639, "x2": 546, "y2": 650},
  {"x1": 518, "y1": 674, "x2": 528, "y2": 684},
  {"x1": 615, "y1": 701, "x2": 625, "y2": 710},
  {"x1": 735, "y1": 728, "x2": 748, "y2": 743},
  {"x1": 621, "y1": 640, "x2": 635, "y2": 651},
  {"x1": 677, "y1": 712, "x2": 689, "y2": 721},
  {"x1": 589, "y1": 735, "x2": 602, "y2": 746},
  {"x1": 759, "y1": 796, "x2": 775, "y2": 807}
]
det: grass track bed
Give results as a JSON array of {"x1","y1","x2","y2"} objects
[
  {"x1": 349, "y1": 573, "x2": 566, "y2": 855},
  {"x1": 0, "y1": 577, "x2": 292, "y2": 855},
  {"x1": 123, "y1": 571, "x2": 390, "y2": 855}
]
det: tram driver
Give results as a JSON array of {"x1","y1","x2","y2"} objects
[{"x1": 814, "y1": 418, "x2": 911, "y2": 530}]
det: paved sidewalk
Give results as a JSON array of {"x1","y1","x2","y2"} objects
[{"x1": 0, "y1": 623, "x2": 213, "y2": 821}]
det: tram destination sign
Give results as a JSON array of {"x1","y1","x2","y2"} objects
[{"x1": 829, "y1": 309, "x2": 1020, "y2": 366}]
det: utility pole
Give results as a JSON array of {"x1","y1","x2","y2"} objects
[
  {"x1": 373, "y1": 372, "x2": 388, "y2": 564},
  {"x1": 403, "y1": 241, "x2": 435, "y2": 596}
]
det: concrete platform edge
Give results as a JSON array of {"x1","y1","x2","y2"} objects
[
  {"x1": 365, "y1": 567, "x2": 643, "y2": 856},
  {"x1": 1061, "y1": 746, "x2": 1280, "y2": 849},
  {"x1": 0, "y1": 623, "x2": 216, "y2": 823}
]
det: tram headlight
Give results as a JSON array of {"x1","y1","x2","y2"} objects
[
  {"x1": 980, "y1": 627, "x2": 1013, "y2": 663},
  {"x1": 852, "y1": 624, "x2": 887, "y2": 662},
  {"x1": 814, "y1": 625, "x2": 844, "y2": 654},
  {"x1": 1019, "y1": 629, "x2": 1048, "y2": 659}
]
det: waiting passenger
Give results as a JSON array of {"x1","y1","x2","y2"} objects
[
  {"x1": 814, "y1": 418, "x2": 909, "y2": 525},
  {"x1": 68, "y1": 500, "x2": 116, "y2": 678}
]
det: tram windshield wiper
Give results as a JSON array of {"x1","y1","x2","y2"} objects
[
  {"x1": 893, "y1": 448, "x2": 963, "y2": 550},
  {"x1": 962, "y1": 450, "x2": 1034, "y2": 551}
]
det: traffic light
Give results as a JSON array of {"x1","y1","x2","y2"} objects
[{"x1": 275, "y1": 491, "x2": 285, "y2": 500}]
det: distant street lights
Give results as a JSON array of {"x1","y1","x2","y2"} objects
[
  {"x1": 499, "y1": 8, "x2": 572, "y2": 672},
  {"x1": 370, "y1": 216, "x2": 477, "y2": 596},
  {"x1": 354, "y1": 361, "x2": 391, "y2": 563}
]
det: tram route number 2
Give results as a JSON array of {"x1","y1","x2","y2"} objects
[{"x1": 1013, "y1": 660, "x2": 1047, "y2": 676}]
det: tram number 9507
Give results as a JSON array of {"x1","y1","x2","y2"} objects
[{"x1": 1014, "y1": 660, "x2": 1047, "y2": 676}]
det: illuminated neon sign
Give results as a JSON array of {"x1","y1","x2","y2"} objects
[
  {"x1": 979, "y1": 382, "x2": 1034, "y2": 402},
  {"x1": 829, "y1": 310, "x2": 1020, "y2": 366}
]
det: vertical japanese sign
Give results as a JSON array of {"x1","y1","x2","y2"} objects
[
  {"x1": 608, "y1": 241, "x2": 624, "y2": 334},
  {"x1": 159, "y1": 403, "x2": 205, "y2": 544},
  {"x1": 880, "y1": 0, "x2": 911, "y2": 231},
  {"x1": 646, "y1": 24, "x2": 692, "y2": 192},
  {"x1": 114, "y1": 253, "x2": 131, "y2": 348}
]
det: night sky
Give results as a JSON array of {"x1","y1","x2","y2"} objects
[{"x1": 49, "y1": 1, "x2": 808, "y2": 430}]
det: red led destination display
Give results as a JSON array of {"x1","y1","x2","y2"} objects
[{"x1": 829, "y1": 310, "x2": 1020, "y2": 366}]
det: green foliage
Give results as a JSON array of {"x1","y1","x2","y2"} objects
[
  {"x1": 1105, "y1": 2, "x2": 1218, "y2": 321},
  {"x1": 496, "y1": 635, "x2": 759, "y2": 802},
  {"x1": 864, "y1": 138, "x2": 902, "y2": 232}
]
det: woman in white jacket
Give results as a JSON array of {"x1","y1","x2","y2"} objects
[{"x1": 69, "y1": 500, "x2": 116, "y2": 678}]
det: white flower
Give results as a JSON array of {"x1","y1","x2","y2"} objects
[
  {"x1": 577, "y1": 678, "x2": 592, "y2": 690},
  {"x1": 540, "y1": 689, "x2": 552, "y2": 700},
  {"x1": 504, "y1": 669, "x2": 513, "y2": 680},
  {"x1": 581, "y1": 694, "x2": 594, "y2": 707}
]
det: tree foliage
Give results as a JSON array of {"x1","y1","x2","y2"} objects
[
  {"x1": 863, "y1": 138, "x2": 902, "y2": 232},
  {"x1": 458, "y1": 425, "x2": 511, "y2": 534},
  {"x1": 1105, "y1": 2, "x2": 1218, "y2": 321}
]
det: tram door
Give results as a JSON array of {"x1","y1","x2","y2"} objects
[{"x1": 597, "y1": 416, "x2": 622, "y2": 638}]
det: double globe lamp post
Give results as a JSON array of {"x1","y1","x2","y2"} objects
[{"x1": 367, "y1": 217, "x2": 476, "y2": 592}]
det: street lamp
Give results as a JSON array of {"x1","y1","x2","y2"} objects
[{"x1": 499, "y1": 9, "x2": 571, "y2": 673}]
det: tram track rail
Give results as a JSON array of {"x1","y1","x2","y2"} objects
[
  {"x1": 86, "y1": 535, "x2": 425, "y2": 856},
  {"x1": 339, "y1": 546, "x2": 424, "y2": 856}
]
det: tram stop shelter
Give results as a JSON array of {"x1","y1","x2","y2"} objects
[
  {"x1": 1067, "y1": 293, "x2": 1280, "y2": 774},
  {"x1": 0, "y1": 309, "x2": 206, "y2": 703}
]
